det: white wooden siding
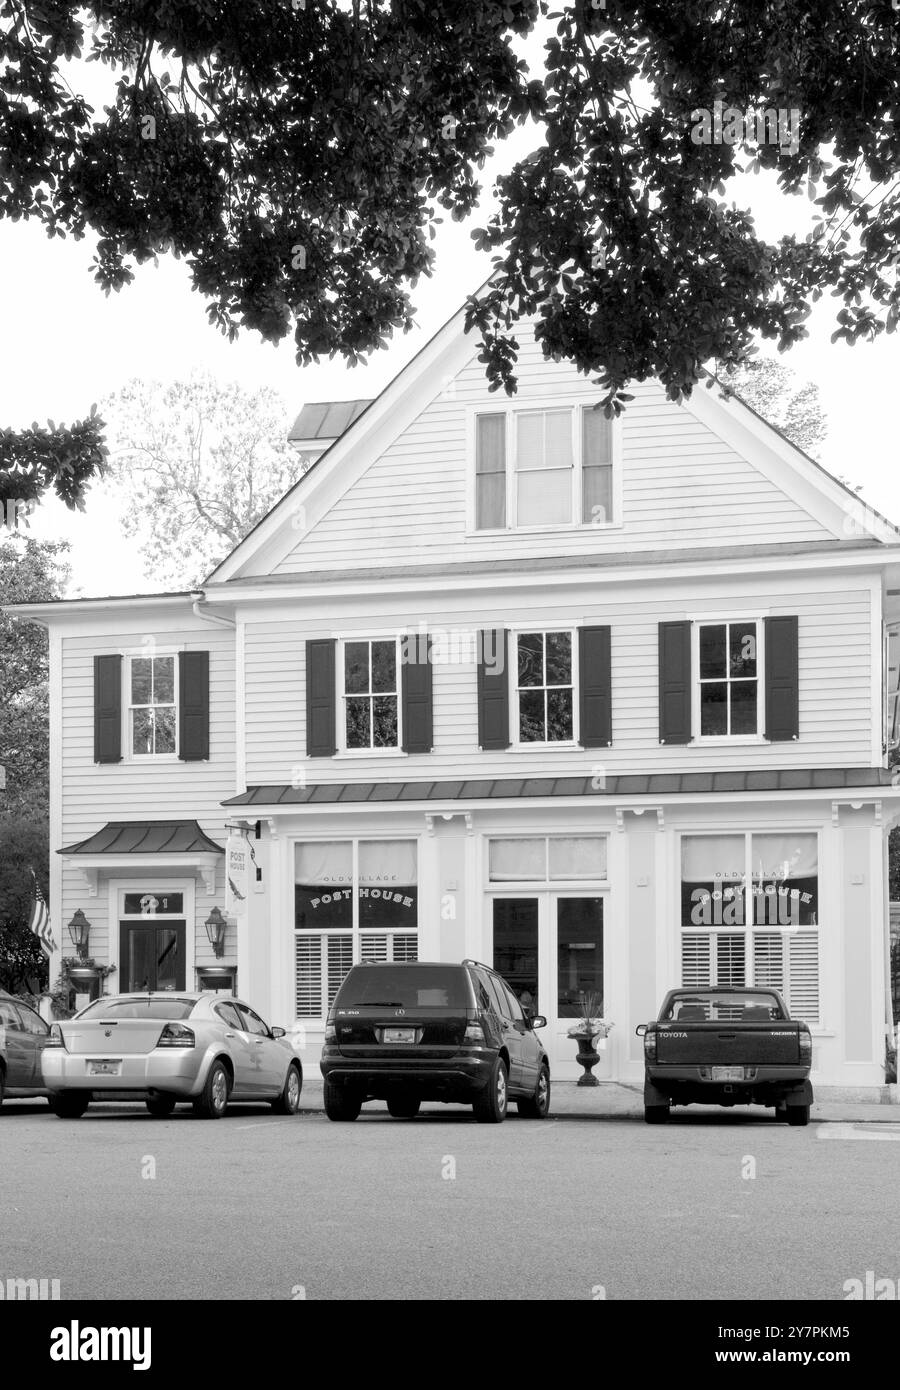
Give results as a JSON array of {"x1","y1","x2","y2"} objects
[
  {"x1": 274, "y1": 335, "x2": 833, "y2": 575},
  {"x1": 242, "y1": 576, "x2": 873, "y2": 784}
]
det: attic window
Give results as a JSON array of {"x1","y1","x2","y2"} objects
[{"x1": 474, "y1": 405, "x2": 615, "y2": 530}]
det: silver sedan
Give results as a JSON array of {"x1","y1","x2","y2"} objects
[{"x1": 41, "y1": 992, "x2": 303, "y2": 1119}]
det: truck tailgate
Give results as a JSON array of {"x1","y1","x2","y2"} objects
[{"x1": 655, "y1": 1024, "x2": 804, "y2": 1065}]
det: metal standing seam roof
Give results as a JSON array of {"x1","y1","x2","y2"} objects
[
  {"x1": 288, "y1": 399, "x2": 372, "y2": 442},
  {"x1": 221, "y1": 768, "x2": 897, "y2": 808},
  {"x1": 59, "y1": 821, "x2": 224, "y2": 856}
]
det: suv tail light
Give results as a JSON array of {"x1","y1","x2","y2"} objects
[
  {"x1": 157, "y1": 1023, "x2": 195, "y2": 1048},
  {"x1": 324, "y1": 1011, "x2": 336, "y2": 1044},
  {"x1": 798, "y1": 1028, "x2": 812, "y2": 1058},
  {"x1": 45, "y1": 1023, "x2": 65, "y2": 1049},
  {"x1": 643, "y1": 1029, "x2": 657, "y2": 1061},
  {"x1": 464, "y1": 1021, "x2": 485, "y2": 1044}
]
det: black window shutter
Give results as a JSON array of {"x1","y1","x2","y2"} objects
[
  {"x1": 478, "y1": 629, "x2": 510, "y2": 750},
  {"x1": 94, "y1": 654, "x2": 122, "y2": 763},
  {"x1": 306, "y1": 639, "x2": 337, "y2": 757},
  {"x1": 658, "y1": 621, "x2": 692, "y2": 744},
  {"x1": 401, "y1": 634, "x2": 433, "y2": 753},
  {"x1": 765, "y1": 616, "x2": 799, "y2": 741},
  {"x1": 178, "y1": 650, "x2": 210, "y2": 761},
  {"x1": 579, "y1": 626, "x2": 612, "y2": 748}
]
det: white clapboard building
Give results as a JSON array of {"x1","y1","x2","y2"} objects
[{"x1": 12, "y1": 297, "x2": 900, "y2": 1092}]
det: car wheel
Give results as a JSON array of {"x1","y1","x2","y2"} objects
[
  {"x1": 272, "y1": 1062, "x2": 303, "y2": 1115},
  {"x1": 386, "y1": 1095, "x2": 421, "y2": 1119},
  {"x1": 323, "y1": 1078, "x2": 363, "y2": 1121},
  {"x1": 51, "y1": 1091, "x2": 90, "y2": 1119},
  {"x1": 644, "y1": 1102, "x2": 670, "y2": 1124},
  {"x1": 196, "y1": 1061, "x2": 230, "y2": 1119},
  {"x1": 517, "y1": 1063, "x2": 551, "y2": 1119},
  {"x1": 786, "y1": 1104, "x2": 810, "y2": 1127},
  {"x1": 146, "y1": 1095, "x2": 177, "y2": 1118},
  {"x1": 473, "y1": 1057, "x2": 508, "y2": 1124},
  {"x1": 0, "y1": 1068, "x2": 5, "y2": 1111}
]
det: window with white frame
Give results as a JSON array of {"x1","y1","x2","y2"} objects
[
  {"x1": 128, "y1": 655, "x2": 177, "y2": 756},
  {"x1": 474, "y1": 405, "x2": 614, "y2": 530},
  {"x1": 294, "y1": 840, "x2": 418, "y2": 1018},
  {"x1": 515, "y1": 631, "x2": 575, "y2": 743},
  {"x1": 342, "y1": 639, "x2": 400, "y2": 749},
  {"x1": 696, "y1": 620, "x2": 760, "y2": 737},
  {"x1": 679, "y1": 833, "x2": 819, "y2": 1022}
]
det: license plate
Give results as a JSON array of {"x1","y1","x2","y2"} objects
[
  {"x1": 711, "y1": 1066, "x2": 745, "y2": 1082},
  {"x1": 383, "y1": 1028, "x2": 416, "y2": 1044},
  {"x1": 88, "y1": 1059, "x2": 122, "y2": 1076}
]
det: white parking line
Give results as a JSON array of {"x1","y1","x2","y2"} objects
[{"x1": 816, "y1": 1123, "x2": 900, "y2": 1141}]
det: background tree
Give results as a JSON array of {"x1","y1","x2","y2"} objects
[
  {"x1": 2, "y1": 1, "x2": 900, "y2": 504},
  {"x1": 720, "y1": 359, "x2": 827, "y2": 462},
  {"x1": 0, "y1": 537, "x2": 70, "y2": 993},
  {"x1": 104, "y1": 374, "x2": 298, "y2": 588}
]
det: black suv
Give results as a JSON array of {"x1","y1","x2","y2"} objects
[{"x1": 319, "y1": 960, "x2": 550, "y2": 1123}]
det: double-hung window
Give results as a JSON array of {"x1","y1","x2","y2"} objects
[
  {"x1": 696, "y1": 620, "x2": 760, "y2": 738},
  {"x1": 474, "y1": 404, "x2": 615, "y2": 530},
  {"x1": 515, "y1": 630, "x2": 575, "y2": 743},
  {"x1": 128, "y1": 655, "x2": 177, "y2": 756},
  {"x1": 342, "y1": 638, "x2": 400, "y2": 750}
]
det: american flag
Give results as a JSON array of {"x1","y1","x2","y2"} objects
[{"x1": 28, "y1": 870, "x2": 56, "y2": 956}]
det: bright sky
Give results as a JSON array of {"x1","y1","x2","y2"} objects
[{"x1": 2, "y1": 28, "x2": 899, "y2": 597}]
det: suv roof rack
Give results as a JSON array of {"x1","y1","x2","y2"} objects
[{"x1": 462, "y1": 959, "x2": 494, "y2": 972}]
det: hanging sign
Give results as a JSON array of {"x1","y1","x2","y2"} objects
[{"x1": 226, "y1": 835, "x2": 249, "y2": 920}]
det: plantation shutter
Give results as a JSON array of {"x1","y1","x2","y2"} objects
[
  {"x1": 658, "y1": 621, "x2": 692, "y2": 744},
  {"x1": 764, "y1": 615, "x2": 799, "y2": 741},
  {"x1": 401, "y1": 634, "x2": 433, "y2": 753},
  {"x1": 93, "y1": 654, "x2": 123, "y2": 763},
  {"x1": 306, "y1": 639, "x2": 337, "y2": 757},
  {"x1": 579, "y1": 625, "x2": 612, "y2": 747},
  {"x1": 477, "y1": 629, "x2": 510, "y2": 750},
  {"x1": 178, "y1": 650, "x2": 210, "y2": 761}
]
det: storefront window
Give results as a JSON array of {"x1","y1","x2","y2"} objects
[
  {"x1": 489, "y1": 836, "x2": 607, "y2": 883},
  {"x1": 679, "y1": 833, "x2": 819, "y2": 1022}
]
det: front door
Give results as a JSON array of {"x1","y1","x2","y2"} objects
[
  {"x1": 489, "y1": 893, "x2": 606, "y2": 1076},
  {"x1": 119, "y1": 921, "x2": 186, "y2": 992}
]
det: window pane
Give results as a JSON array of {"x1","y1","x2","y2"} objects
[
  {"x1": 344, "y1": 642, "x2": 369, "y2": 694},
  {"x1": 488, "y1": 839, "x2": 546, "y2": 881},
  {"x1": 371, "y1": 640, "x2": 396, "y2": 693},
  {"x1": 476, "y1": 472, "x2": 506, "y2": 529},
  {"x1": 517, "y1": 468, "x2": 571, "y2": 526},
  {"x1": 131, "y1": 658, "x2": 152, "y2": 705},
  {"x1": 544, "y1": 409, "x2": 573, "y2": 466},
  {"x1": 359, "y1": 840, "x2": 418, "y2": 885},
  {"x1": 557, "y1": 898, "x2": 603, "y2": 1017},
  {"x1": 546, "y1": 687, "x2": 573, "y2": 740},
  {"x1": 545, "y1": 631, "x2": 571, "y2": 684},
  {"x1": 153, "y1": 656, "x2": 175, "y2": 703},
  {"x1": 132, "y1": 707, "x2": 153, "y2": 755},
  {"x1": 583, "y1": 464, "x2": 612, "y2": 526},
  {"x1": 295, "y1": 841, "x2": 353, "y2": 884},
  {"x1": 476, "y1": 414, "x2": 506, "y2": 473},
  {"x1": 699, "y1": 625, "x2": 726, "y2": 679},
  {"x1": 549, "y1": 837, "x2": 607, "y2": 880},
  {"x1": 519, "y1": 689, "x2": 545, "y2": 741},
  {"x1": 729, "y1": 622, "x2": 757, "y2": 677},
  {"x1": 751, "y1": 833, "x2": 818, "y2": 927},
  {"x1": 492, "y1": 898, "x2": 539, "y2": 1007},
  {"x1": 681, "y1": 835, "x2": 745, "y2": 928},
  {"x1": 700, "y1": 682, "x2": 727, "y2": 735},
  {"x1": 345, "y1": 697, "x2": 370, "y2": 748},
  {"x1": 582, "y1": 405, "x2": 612, "y2": 466},
  {"x1": 518, "y1": 633, "x2": 544, "y2": 687},
  {"x1": 154, "y1": 705, "x2": 176, "y2": 754},
  {"x1": 730, "y1": 680, "x2": 757, "y2": 735},
  {"x1": 372, "y1": 695, "x2": 398, "y2": 747}
]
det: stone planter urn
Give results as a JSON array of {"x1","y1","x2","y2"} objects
[{"x1": 569, "y1": 1022, "x2": 612, "y2": 1086}]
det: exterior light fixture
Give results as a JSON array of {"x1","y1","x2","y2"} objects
[
  {"x1": 204, "y1": 907, "x2": 227, "y2": 959},
  {"x1": 67, "y1": 909, "x2": 92, "y2": 960}
]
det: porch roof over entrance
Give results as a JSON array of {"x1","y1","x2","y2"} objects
[
  {"x1": 222, "y1": 767, "x2": 897, "y2": 808},
  {"x1": 59, "y1": 820, "x2": 224, "y2": 855}
]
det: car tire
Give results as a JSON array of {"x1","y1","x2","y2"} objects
[
  {"x1": 323, "y1": 1078, "x2": 362, "y2": 1121},
  {"x1": 473, "y1": 1057, "x2": 508, "y2": 1124},
  {"x1": 272, "y1": 1062, "x2": 303, "y2": 1115},
  {"x1": 786, "y1": 1104, "x2": 810, "y2": 1127},
  {"x1": 51, "y1": 1091, "x2": 90, "y2": 1119},
  {"x1": 196, "y1": 1061, "x2": 230, "y2": 1119},
  {"x1": 517, "y1": 1063, "x2": 551, "y2": 1119},
  {"x1": 386, "y1": 1095, "x2": 421, "y2": 1118},
  {"x1": 0, "y1": 1067, "x2": 5, "y2": 1111},
  {"x1": 644, "y1": 1102, "x2": 670, "y2": 1124},
  {"x1": 146, "y1": 1095, "x2": 177, "y2": 1118}
]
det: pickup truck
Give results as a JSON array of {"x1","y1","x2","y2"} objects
[{"x1": 636, "y1": 986, "x2": 813, "y2": 1126}]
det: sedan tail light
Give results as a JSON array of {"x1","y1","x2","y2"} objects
[
  {"x1": 157, "y1": 1023, "x2": 195, "y2": 1048},
  {"x1": 45, "y1": 1024, "x2": 66, "y2": 1050},
  {"x1": 643, "y1": 1029, "x2": 657, "y2": 1061}
]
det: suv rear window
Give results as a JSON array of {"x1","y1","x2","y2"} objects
[
  {"x1": 337, "y1": 966, "x2": 470, "y2": 1009},
  {"x1": 77, "y1": 998, "x2": 196, "y2": 1021}
]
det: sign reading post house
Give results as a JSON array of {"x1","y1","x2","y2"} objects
[{"x1": 226, "y1": 834, "x2": 249, "y2": 920}]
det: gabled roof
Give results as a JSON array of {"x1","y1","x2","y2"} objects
[{"x1": 288, "y1": 399, "x2": 371, "y2": 443}]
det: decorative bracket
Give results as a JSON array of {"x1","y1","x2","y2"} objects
[
  {"x1": 425, "y1": 811, "x2": 474, "y2": 837},
  {"x1": 199, "y1": 863, "x2": 217, "y2": 896},
  {"x1": 615, "y1": 806, "x2": 665, "y2": 832},
  {"x1": 831, "y1": 798, "x2": 882, "y2": 828},
  {"x1": 266, "y1": 818, "x2": 281, "y2": 841},
  {"x1": 75, "y1": 866, "x2": 99, "y2": 898}
]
